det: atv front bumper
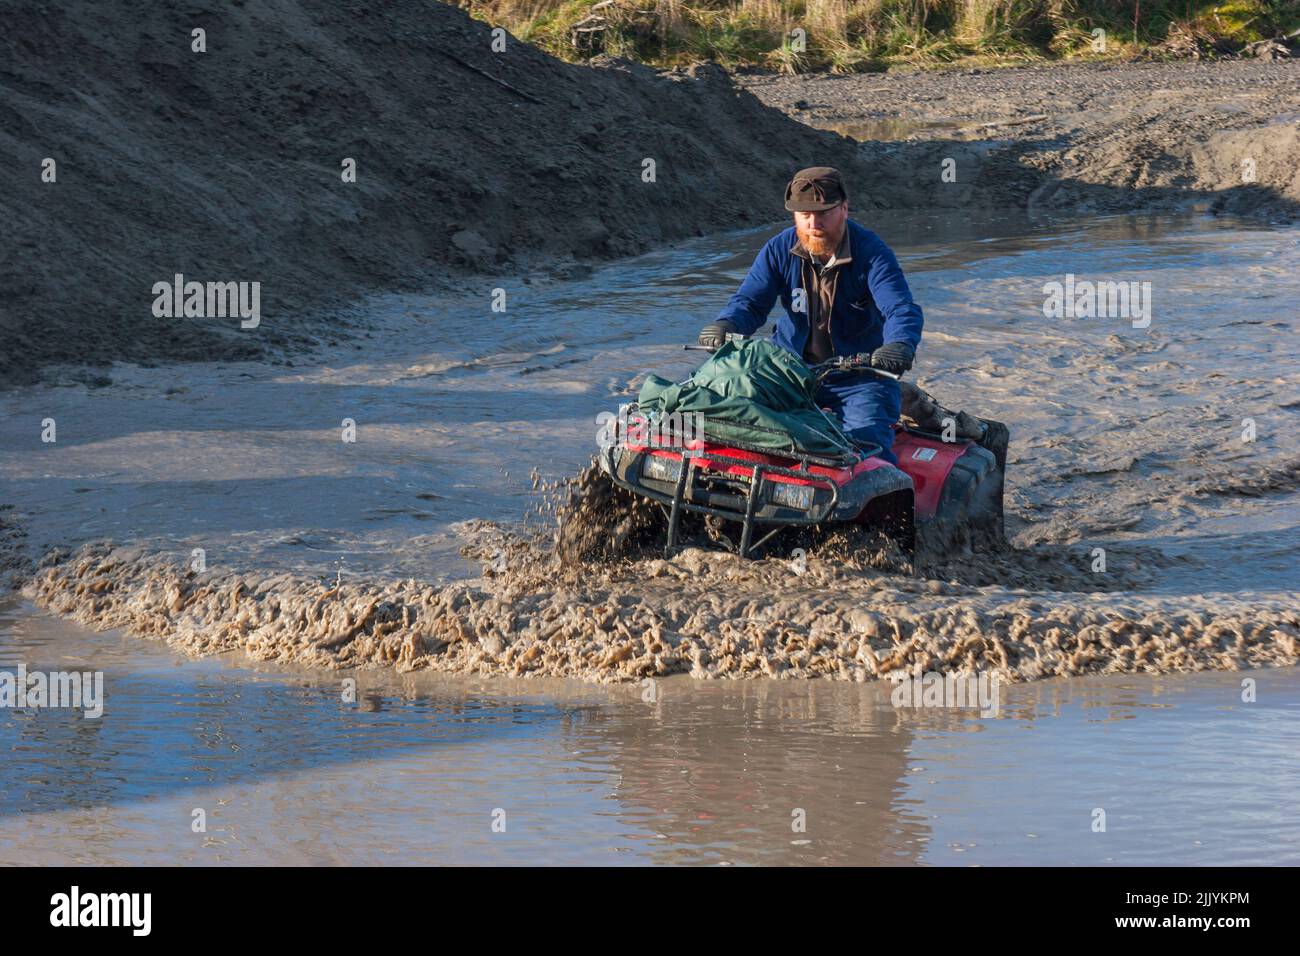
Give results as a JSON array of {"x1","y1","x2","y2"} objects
[{"x1": 599, "y1": 443, "x2": 910, "y2": 558}]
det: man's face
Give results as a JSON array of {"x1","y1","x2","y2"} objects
[{"x1": 794, "y1": 202, "x2": 848, "y2": 258}]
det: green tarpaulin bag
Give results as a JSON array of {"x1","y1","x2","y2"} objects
[{"x1": 637, "y1": 339, "x2": 854, "y2": 456}]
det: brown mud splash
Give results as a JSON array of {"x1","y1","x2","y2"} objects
[
  {"x1": 16, "y1": 464, "x2": 1299, "y2": 684},
  {"x1": 0, "y1": 506, "x2": 31, "y2": 593}
]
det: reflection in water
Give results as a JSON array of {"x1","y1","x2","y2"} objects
[
  {"x1": 3, "y1": 600, "x2": 1298, "y2": 865},
  {"x1": 591, "y1": 680, "x2": 924, "y2": 865}
]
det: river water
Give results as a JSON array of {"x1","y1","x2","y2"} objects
[{"x1": 1, "y1": 210, "x2": 1297, "y2": 864}]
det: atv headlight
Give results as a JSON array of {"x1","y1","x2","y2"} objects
[
  {"x1": 768, "y1": 480, "x2": 816, "y2": 511},
  {"x1": 641, "y1": 454, "x2": 683, "y2": 484}
]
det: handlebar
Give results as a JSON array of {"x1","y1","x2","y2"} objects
[
  {"x1": 809, "y1": 353, "x2": 901, "y2": 382},
  {"x1": 684, "y1": 340, "x2": 901, "y2": 382}
]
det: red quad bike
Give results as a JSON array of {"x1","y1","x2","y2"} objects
[{"x1": 597, "y1": 347, "x2": 1009, "y2": 559}]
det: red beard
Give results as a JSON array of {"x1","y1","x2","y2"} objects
[{"x1": 797, "y1": 223, "x2": 842, "y2": 258}]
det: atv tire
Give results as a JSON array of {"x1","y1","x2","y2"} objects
[{"x1": 922, "y1": 443, "x2": 1004, "y2": 555}]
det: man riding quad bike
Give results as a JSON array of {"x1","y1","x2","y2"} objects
[
  {"x1": 596, "y1": 167, "x2": 1008, "y2": 559},
  {"x1": 700, "y1": 165, "x2": 920, "y2": 464}
]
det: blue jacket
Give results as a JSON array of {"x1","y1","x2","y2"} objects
[{"x1": 716, "y1": 220, "x2": 923, "y2": 360}]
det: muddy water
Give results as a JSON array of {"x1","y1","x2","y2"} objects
[
  {"x1": 4, "y1": 597, "x2": 1298, "y2": 865},
  {"x1": 2, "y1": 210, "x2": 1298, "y2": 862},
  {"x1": 3, "y1": 210, "x2": 1295, "y2": 591}
]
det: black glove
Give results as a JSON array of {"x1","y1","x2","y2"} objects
[
  {"x1": 871, "y1": 342, "x2": 915, "y2": 374},
  {"x1": 697, "y1": 320, "x2": 737, "y2": 350}
]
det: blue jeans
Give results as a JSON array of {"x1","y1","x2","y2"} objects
[{"x1": 816, "y1": 373, "x2": 900, "y2": 464}]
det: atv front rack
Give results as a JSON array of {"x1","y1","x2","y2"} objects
[{"x1": 601, "y1": 442, "x2": 881, "y2": 559}]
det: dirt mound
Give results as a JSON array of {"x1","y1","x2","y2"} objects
[{"x1": 0, "y1": 1, "x2": 874, "y2": 386}]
